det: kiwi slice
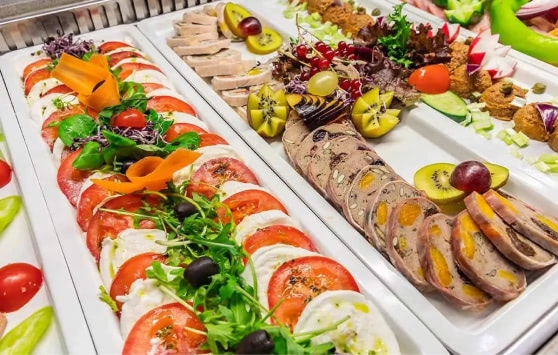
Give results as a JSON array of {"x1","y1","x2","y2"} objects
[
  {"x1": 483, "y1": 162, "x2": 509, "y2": 190},
  {"x1": 414, "y1": 163, "x2": 466, "y2": 204},
  {"x1": 246, "y1": 27, "x2": 283, "y2": 55}
]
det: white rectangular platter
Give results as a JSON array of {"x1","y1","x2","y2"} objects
[
  {"x1": 0, "y1": 74, "x2": 94, "y2": 353},
  {"x1": 0, "y1": 24, "x2": 446, "y2": 354},
  {"x1": 137, "y1": 1, "x2": 558, "y2": 353}
]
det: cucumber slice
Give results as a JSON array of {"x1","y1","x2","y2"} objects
[{"x1": 421, "y1": 91, "x2": 469, "y2": 123}]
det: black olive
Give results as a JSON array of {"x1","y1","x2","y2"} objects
[
  {"x1": 119, "y1": 159, "x2": 136, "y2": 174},
  {"x1": 236, "y1": 330, "x2": 274, "y2": 354},
  {"x1": 183, "y1": 256, "x2": 219, "y2": 287},
  {"x1": 174, "y1": 201, "x2": 197, "y2": 221}
]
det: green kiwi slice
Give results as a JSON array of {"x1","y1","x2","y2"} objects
[
  {"x1": 414, "y1": 163, "x2": 466, "y2": 204},
  {"x1": 482, "y1": 162, "x2": 509, "y2": 190}
]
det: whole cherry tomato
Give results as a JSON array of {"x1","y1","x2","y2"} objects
[
  {"x1": 0, "y1": 263, "x2": 43, "y2": 313},
  {"x1": 0, "y1": 160, "x2": 12, "y2": 189},
  {"x1": 111, "y1": 109, "x2": 147, "y2": 128},
  {"x1": 408, "y1": 64, "x2": 451, "y2": 94}
]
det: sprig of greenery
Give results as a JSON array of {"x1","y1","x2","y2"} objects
[{"x1": 378, "y1": 3, "x2": 413, "y2": 67}]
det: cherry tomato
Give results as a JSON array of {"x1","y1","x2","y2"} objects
[
  {"x1": 57, "y1": 149, "x2": 92, "y2": 207},
  {"x1": 22, "y1": 58, "x2": 51, "y2": 81},
  {"x1": 0, "y1": 160, "x2": 12, "y2": 189},
  {"x1": 243, "y1": 225, "x2": 317, "y2": 256},
  {"x1": 218, "y1": 189, "x2": 287, "y2": 225},
  {"x1": 24, "y1": 68, "x2": 50, "y2": 95},
  {"x1": 123, "y1": 303, "x2": 207, "y2": 355},
  {"x1": 164, "y1": 123, "x2": 208, "y2": 141},
  {"x1": 111, "y1": 109, "x2": 147, "y2": 128},
  {"x1": 110, "y1": 253, "x2": 166, "y2": 310},
  {"x1": 187, "y1": 158, "x2": 259, "y2": 200},
  {"x1": 408, "y1": 64, "x2": 451, "y2": 94},
  {"x1": 98, "y1": 41, "x2": 132, "y2": 54},
  {"x1": 267, "y1": 255, "x2": 359, "y2": 330},
  {"x1": 146, "y1": 96, "x2": 197, "y2": 116},
  {"x1": 0, "y1": 263, "x2": 43, "y2": 313}
]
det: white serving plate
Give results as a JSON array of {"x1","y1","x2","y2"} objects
[
  {"x1": 0, "y1": 75, "x2": 94, "y2": 353},
  {"x1": 0, "y1": 24, "x2": 447, "y2": 354},
  {"x1": 137, "y1": 1, "x2": 558, "y2": 353}
]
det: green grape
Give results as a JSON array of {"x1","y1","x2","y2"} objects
[{"x1": 307, "y1": 71, "x2": 339, "y2": 96}]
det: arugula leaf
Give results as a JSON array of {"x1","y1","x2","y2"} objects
[
  {"x1": 98, "y1": 286, "x2": 118, "y2": 312},
  {"x1": 146, "y1": 109, "x2": 173, "y2": 136},
  {"x1": 165, "y1": 132, "x2": 200, "y2": 152},
  {"x1": 204, "y1": 322, "x2": 236, "y2": 354},
  {"x1": 72, "y1": 141, "x2": 104, "y2": 170},
  {"x1": 57, "y1": 114, "x2": 97, "y2": 146}
]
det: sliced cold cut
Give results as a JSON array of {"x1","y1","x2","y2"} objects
[
  {"x1": 306, "y1": 136, "x2": 369, "y2": 195},
  {"x1": 194, "y1": 59, "x2": 255, "y2": 77},
  {"x1": 464, "y1": 192, "x2": 556, "y2": 270},
  {"x1": 364, "y1": 180, "x2": 422, "y2": 256},
  {"x1": 173, "y1": 39, "x2": 231, "y2": 56},
  {"x1": 294, "y1": 123, "x2": 360, "y2": 174},
  {"x1": 342, "y1": 164, "x2": 399, "y2": 234},
  {"x1": 211, "y1": 68, "x2": 272, "y2": 91},
  {"x1": 282, "y1": 117, "x2": 310, "y2": 168},
  {"x1": 452, "y1": 211, "x2": 526, "y2": 301},
  {"x1": 386, "y1": 196, "x2": 440, "y2": 292},
  {"x1": 167, "y1": 32, "x2": 219, "y2": 47},
  {"x1": 183, "y1": 48, "x2": 241, "y2": 67},
  {"x1": 484, "y1": 189, "x2": 558, "y2": 256},
  {"x1": 418, "y1": 213, "x2": 492, "y2": 310}
]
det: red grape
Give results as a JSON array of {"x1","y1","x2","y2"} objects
[
  {"x1": 450, "y1": 161, "x2": 491, "y2": 193},
  {"x1": 238, "y1": 17, "x2": 262, "y2": 37}
]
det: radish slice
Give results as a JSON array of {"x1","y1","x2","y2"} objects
[
  {"x1": 466, "y1": 63, "x2": 481, "y2": 76},
  {"x1": 441, "y1": 22, "x2": 460, "y2": 44},
  {"x1": 516, "y1": 0, "x2": 558, "y2": 19}
]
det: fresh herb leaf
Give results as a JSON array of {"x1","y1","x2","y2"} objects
[
  {"x1": 72, "y1": 141, "x2": 104, "y2": 170},
  {"x1": 377, "y1": 3, "x2": 413, "y2": 67},
  {"x1": 165, "y1": 132, "x2": 200, "y2": 152},
  {"x1": 57, "y1": 114, "x2": 97, "y2": 146},
  {"x1": 101, "y1": 130, "x2": 136, "y2": 147},
  {"x1": 146, "y1": 109, "x2": 173, "y2": 136},
  {"x1": 98, "y1": 286, "x2": 118, "y2": 312}
]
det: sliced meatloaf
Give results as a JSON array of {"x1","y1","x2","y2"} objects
[
  {"x1": 418, "y1": 213, "x2": 492, "y2": 310},
  {"x1": 325, "y1": 148, "x2": 388, "y2": 210},
  {"x1": 464, "y1": 192, "x2": 556, "y2": 270},
  {"x1": 364, "y1": 180, "x2": 422, "y2": 256},
  {"x1": 306, "y1": 136, "x2": 369, "y2": 195},
  {"x1": 294, "y1": 123, "x2": 360, "y2": 174},
  {"x1": 342, "y1": 164, "x2": 399, "y2": 234},
  {"x1": 282, "y1": 118, "x2": 310, "y2": 169},
  {"x1": 386, "y1": 196, "x2": 440, "y2": 292},
  {"x1": 484, "y1": 189, "x2": 558, "y2": 256},
  {"x1": 452, "y1": 211, "x2": 526, "y2": 301}
]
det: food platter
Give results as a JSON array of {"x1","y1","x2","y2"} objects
[
  {"x1": 0, "y1": 74, "x2": 94, "y2": 353},
  {"x1": 0, "y1": 24, "x2": 447, "y2": 354},
  {"x1": 137, "y1": 0, "x2": 558, "y2": 353}
]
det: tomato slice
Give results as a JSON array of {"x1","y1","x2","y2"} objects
[
  {"x1": 218, "y1": 189, "x2": 286, "y2": 225},
  {"x1": 24, "y1": 68, "x2": 50, "y2": 95},
  {"x1": 199, "y1": 133, "x2": 228, "y2": 148},
  {"x1": 22, "y1": 58, "x2": 51, "y2": 81},
  {"x1": 267, "y1": 255, "x2": 359, "y2": 330},
  {"x1": 141, "y1": 83, "x2": 166, "y2": 94},
  {"x1": 57, "y1": 149, "x2": 93, "y2": 206},
  {"x1": 165, "y1": 123, "x2": 208, "y2": 141},
  {"x1": 86, "y1": 194, "x2": 159, "y2": 262},
  {"x1": 147, "y1": 96, "x2": 197, "y2": 116},
  {"x1": 108, "y1": 51, "x2": 146, "y2": 67},
  {"x1": 98, "y1": 41, "x2": 132, "y2": 54},
  {"x1": 110, "y1": 253, "x2": 166, "y2": 310},
  {"x1": 123, "y1": 303, "x2": 207, "y2": 355},
  {"x1": 76, "y1": 174, "x2": 128, "y2": 231},
  {"x1": 0, "y1": 263, "x2": 43, "y2": 313},
  {"x1": 408, "y1": 64, "x2": 450, "y2": 94},
  {"x1": 43, "y1": 84, "x2": 73, "y2": 96},
  {"x1": 41, "y1": 105, "x2": 95, "y2": 150},
  {"x1": 243, "y1": 225, "x2": 317, "y2": 256},
  {"x1": 118, "y1": 63, "x2": 162, "y2": 80},
  {"x1": 187, "y1": 158, "x2": 258, "y2": 200}
]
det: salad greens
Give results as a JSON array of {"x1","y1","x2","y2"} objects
[{"x1": 377, "y1": 3, "x2": 413, "y2": 68}]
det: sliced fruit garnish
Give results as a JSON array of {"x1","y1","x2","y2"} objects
[
  {"x1": 482, "y1": 162, "x2": 509, "y2": 190},
  {"x1": 247, "y1": 84, "x2": 288, "y2": 138},
  {"x1": 246, "y1": 27, "x2": 283, "y2": 55},
  {"x1": 224, "y1": 3, "x2": 252, "y2": 38},
  {"x1": 351, "y1": 88, "x2": 400, "y2": 138},
  {"x1": 468, "y1": 29, "x2": 517, "y2": 79},
  {"x1": 414, "y1": 163, "x2": 466, "y2": 204}
]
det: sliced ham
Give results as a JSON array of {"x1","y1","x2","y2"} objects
[
  {"x1": 211, "y1": 68, "x2": 272, "y2": 91},
  {"x1": 173, "y1": 39, "x2": 231, "y2": 56},
  {"x1": 173, "y1": 22, "x2": 218, "y2": 36},
  {"x1": 167, "y1": 32, "x2": 219, "y2": 47},
  {"x1": 183, "y1": 49, "x2": 241, "y2": 68},
  {"x1": 195, "y1": 59, "x2": 256, "y2": 77},
  {"x1": 182, "y1": 11, "x2": 218, "y2": 26}
]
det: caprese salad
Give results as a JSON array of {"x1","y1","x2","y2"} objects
[{"x1": 19, "y1": 33, "x2": 401, "y2": 354}]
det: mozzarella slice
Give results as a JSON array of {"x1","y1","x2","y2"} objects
[
  {"x1": 117, "y1": 279, "x2": 174, "y2": 337},
  {"x1": 17, "y1": 54, "x2": 49, "y2": 77},
  {"x1": 234, "y1": 210, "x2": 300, "y2": 245},
  {"x1": 52, "y1": 138, "x2": 66, "y2": 167},
  {"x1": 27, "y1": 78, "x2": 63, "y2": 105},
  {"x1": 124, "y1": 70, "x2": 174, "y2": 90},
  {"x1": 219, "y1": 181, "x2": 268, "y2": 201},
  {"x1": 172, "y1": 145, "x2": 242, "y2": 185},
  {"x1": 104, "y1": 46, "x2": 142, "y2": 56},
  {"x1": 166, "y1": 112, "x2": 207, "y2": 130},
  {"x1": 30, "y1": 94, "x2": 78, "y2": 124},
  {"x1": 77, "y1": 172, "x2": 114, "y2": 206},
  {"x1": 294, "y1": 290, "x2": 401, "y2": 355},
  {"x1": 99, "y1": 228, "x2": 167, "y2": 289},
  {"x1": 241, "y1": 244, "x2": 317, "y2": 310},
  {"x1": 111, "y1": 57, "x2": 154, "y2": 70},
  {"x1": 146, "y1": 88, "x2": 187, "y2": 102}
]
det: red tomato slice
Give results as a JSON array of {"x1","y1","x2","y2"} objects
[
  {"x1": 198, "y1": 133, "x2": 228, "y2": 148},
  {"x1": 41, "y1": 105, "x2": 95, "y2": 150},
  {"x1": 118, "y1": 63, "x2": 162, "y2": 80},
  {"x1": 76, "y1": 174, "x2": 128, "y2": 231},
  {"x1": 108, "y1": 51, "x2": 146, "y2": 67},
  {"x1": 408, "y1": 64, "x2": 450, "y2": 94},
  {"x1": 267, "y1": 255, "x2": 359, "y2": 330},
  {"x1": 123, "y1": 303, "x2": 207, "y2": 355},
  {"x1": 22, "y1": 58, "x2": 51, "y2": 81},
  {"x1": 24, "y1": 68, "x2": 50, "y2": 95},
  {"x1": 43, "y1": 84, "x2": 73, "y2": 96},
  {"x1": 187, "y1": 158, "x2": 258, "y2": 200},
  {"x1": 165, "y1": 123, "x2": 208, "y2": 141},
  {"x1": 147, "y1": 96, "x2": 196, "y2": 116},
  {"x1": 0, "y1": 263, "x2": 43, "y2": 313},
  {"x1": 110, "y1": 253, "x2": 166, "y2": 310},
  {"x1": 86, "y1": 194, "x2": 159, "y2": 262},
  {"x1": 98, "y1": 41, "x2": 133, "y2": 54},
  {"x1": 141, "y1": 83, "x2": 166, "y2": 94},
  {"x1": 243, "y1": 225, "x2": 317, "y2": 256},
  {"x1": 218, "y1": 189, "x2": 286, "y2": 225},
  {"x1": 57, "y1": 149, "x2": 93, "y2": 207}
]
